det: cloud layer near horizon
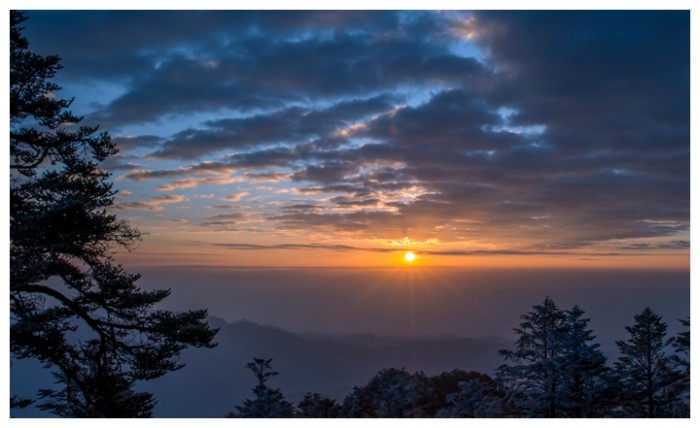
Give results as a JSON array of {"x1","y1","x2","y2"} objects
[{"x1": 23, "y1": 10, "x2": 689, "y2": 258}]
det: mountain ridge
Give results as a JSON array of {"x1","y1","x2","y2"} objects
[
  {"x1": 143, "y1": 317, "x2": 509, "y2": 417},
  {"x1": 11, "y1": 316, "x2": 510, "y2": 418}
]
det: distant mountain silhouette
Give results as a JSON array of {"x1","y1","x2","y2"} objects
[
  {"x1": 299, "y1": 331, "x2": 470, "y2": 348},
  {"x1": 141, "y1": 317, "x2": 508, "y2": 417},
  {"x1": 11, "y1": 317, "x2": 509, "y2": 417}
]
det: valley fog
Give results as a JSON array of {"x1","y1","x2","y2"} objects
[{"x1": 136, "y1": 266, "x2": 689, "y2": 350}]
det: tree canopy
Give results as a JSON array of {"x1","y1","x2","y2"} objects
[
  {"x1": 229, "y1": 358, "x2": 295, "y2": 418},
  {"x1": 9, "y1": 11, "x2": 217, "y2": 417},
  {"x1": 614, "y1": 308, "x2": 685, "y2": 417}
]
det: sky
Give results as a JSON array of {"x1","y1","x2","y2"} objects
[{"x1": 17, "y1": 9, "x2": 690, "y2": 270}]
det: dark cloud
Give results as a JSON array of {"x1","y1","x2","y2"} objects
[
  {"x1": 24, "y1": 11, "x2": 369, "y2": 81},
  {"x1": 22, "y1": 11, "x2": 689, "y2": 253},
  {"x1": 329, "y1": 196, "x2": 381, "y2": 207},
  {"x1": 122, "y1": 161, "x2": 234, "y2": 181},
  {"x1": 253, "y1": 10, "x2": 401, "y2": 33},
  {"x1": 216, "y1": 243, "x2": 394, "y2": 253},
  {"x1": 150, "y1": 95, "x2": 395, "y2": 159},
  {"x1": 103, "y1": 160, "x2": 146, "y2": 172},
  {"x1": 87, "y1": 54, "x2": 257, "y2": 127},
  {"x1": 290, "y1": 161, "x2": 358, "y2": 184},
  {"x1": 201, "y1": 213, "x2": 247, "y2": 228},
  {"x1": 215, "y1": 242, "x2": 630, "y2": 257},
  {"x1": 111, "y1": 135, "x2": 163, "y2": 151},
  {"x1": 270, "y1": 12, "x2": 688, "y2": 250},
  {"x1": 24, "y1": 11, "x2": 487, "y2": 130},
  {"x1": 208, "y1": 205, "x2": 247, "y2": 210},
  {"x1": 620, "y1": 240, "x2": 690, "y2": 250},
  {"x1": 471, "y1": 11, "x2": 689, "y2": 156}
]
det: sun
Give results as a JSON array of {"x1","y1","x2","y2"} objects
[{"x1": 403, "y1": 251, "x2": 416, "y2": 263}]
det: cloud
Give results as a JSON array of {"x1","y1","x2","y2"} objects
[
  {"x1": 470, "y1": 11, "x2": 689, "y2": 156},
  {"x1": 111, "y1": 135, "x2": 163, "y2": 151},
  {"x1": 27, "y1": 11, "x2": 487, "y2": 131},
  {"x1": 23, "y1": 11, "x2": 688, "y2": 255},
  {"x1": 214, "y1": 242, "x2": 629, "y2": 257},
  {"x1": 23, "y1": 11, "x2": 402, "y2": 83},
  {"x1": 618, "y1": 240, "x2": 690, "y2": 251},
  {"x1": 114, "y1": 195, "x2": 187, "y2": 212},
  {"x1": 208, "y1": 204, "x2": 247, "y2": 210},
  {"x1": 200, "y1": 212, "x2": 248, "y2": 228},
  {"x1": 244, "y1": 172, "x2": 289, "y2": 183},
  {"x1": 290, "y1": 161, "x2": 359, "y2": 184},
  {"x1": 259, "y1": 12, "x2": 688, "y2": 251},
  {"x1": 219, "y1": 192, "x2": 250, "y2": 202},
  {"x1": 149, "y1": 95, "x2": 395, "y2": 160},
  {"x1": 223, "y1": 147, "x2": 298, "y2": 169},
  {"x1": 155, "y1": 176, "x2": 245, "y2": 191},
  {"x1": 121, "y1": 162, "x2": 236, "y2": 181},
  {"x1": 217, "y1": 243, "x2": 395, "y2": 253}
]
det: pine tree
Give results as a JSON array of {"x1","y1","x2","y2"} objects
[
  {"x1": 613, "y1": 308, "x2": 682, "y2": 417},
  {"x1": 10, "y1": 11, "x2": 217, "y2": 416},
  {"x1": 429, "y1": 369, "x2": 502, "y2": 417},
  {"x1": 343, "y1": 385, "x2": 376, "y2": 417},
  {"x1": 669, "y1": 317, "x2": 690, "y2": 417},
  {"x1": 296, "y1": 392, "x2": 342, "y2": 417},
  {"x1": 342, "y1": 368, "x2": 433, "y2": 417},
  {"x1": 497, "y1": 298, "x2": 614, "y2": 417},
  {"x1": 497, "y1": 297, "x2": 568, "y2": 417},
  {"x1": 558, "y1": 306, "x2": 610, "y2": 417},
  {"x1": 672, "y1": 317, "x2": 690, "y2": 379},
  {"x1": 230, "y1": 358, "x2": 295, "y2": 418},
  {"x1": 437, "y1": 376, "x2": 503, "y2": 417},
  {"x1": 35, "y1": 340, "x2": 155, "y2": 417}
]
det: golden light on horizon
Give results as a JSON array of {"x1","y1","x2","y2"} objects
[{"x1": 404, "y1": 251, "x2": 416, "y2": 263}]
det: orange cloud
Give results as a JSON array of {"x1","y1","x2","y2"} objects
[
  {"x1": 114, "y1": 195, "x2": 187, "y2": 212},
  {"x1": 156, "y1": 176, "x2": 244, "y2": 191},
  {"x1": 219, "y1": 192, "x2": 250, "y2": 202}
]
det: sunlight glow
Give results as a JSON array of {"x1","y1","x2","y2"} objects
[{"x1": 404, "y1": 251, "x2": 416, "y2": 263}]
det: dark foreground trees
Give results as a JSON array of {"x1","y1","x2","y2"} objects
[
  {"x1": 496, "y1": 297, "x2": 610, "y2": 417},
  {"x1": 496, "y1": 297, "x2": 569, "y2": 417},
  {"x1": 613, "y1": 308, "x2": 686, "y2": 417},
  {"x1": 342, "y1": 368, "x2": 433, "y2": 417},
  {"x1": 297, "y1": 393, "x2": 343, "y2": 418},
  {"x1": 496, "y1": 298, "x2": 690, "y2": 418},
  {"x1": 239, "y1": 300, "x2": 687, "y2": 418},
  {"x1": 229, "y1": 362, "x2": 502, "y2": 418},
  {"x1": 671, "y1": 317, "x2": 691, "y2": 416},
  {"x1": 228, "y1": 358, "x2": 295, "y2": 417},
  {"x1": 10, "y1": 11, "x2": 217, "y2": 416},
  {"x1": 434, "y1": 371, "x2": 504, "y2": 417}
]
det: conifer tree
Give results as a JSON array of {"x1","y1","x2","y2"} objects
[
  {"x1": 498, "y1": 298, "x2": 613, "y2": 417},
  {"x1": 35, "y1": 340, "x2": 155, "y2": 417},
  {"x1": 558, "y1": 305, "x2": 610, "y2": 417},
  {"x1": 437, "y1": 377, "x2": 503, "y2": 417},
  {"x1": 669, "y1": 317, "x2": 690, "y2": 417},
  {"x1": 497, "y1": 297, "x2": 568, "y2": 417},
  {"x1": 613, "y1": 308, "x2": 682, "y2": 417},
  {"x1": 10, "y1": 11, "x2": 217, "y2": 416},
  {"x1": 429, "y1": 370, "x2": 502, "y2": 417},
  {"x1": 342, "y1": 368, "x2": 433, "y2": 417},
  {"x1": 230, "y1": 358, "x2": 295, "y2": 417},
  {"x1": 672, "y1": 317, "x2": 690, "y2": 379},
  {"x1": 296, "y1": 392, "x2": 342, "y2": 417}
]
